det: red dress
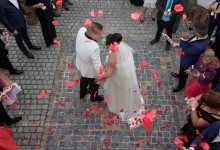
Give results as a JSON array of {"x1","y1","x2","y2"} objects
[{"x1": 186, "y1": 77, "x2": 211, "y2": 98}]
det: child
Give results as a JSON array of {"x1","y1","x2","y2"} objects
[{"x1": 185, "y1": 49, "x2": 220, "y2": 100}]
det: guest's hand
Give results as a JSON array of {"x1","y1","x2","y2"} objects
[
  {"x1": 215, "y1": 8, "x2": 220, "y2": 14},
  {"x1": 173, "y1": 43, "x2": 179, "y2": 48},
  {"x1": 212, "y1": 2, "x2": 219, "y2": 10},
  {"x1": 193, "y1": 72, "x2": 200, "y2": 78},
  {"x1": 95, "y1": 76, "x2": 103, "y2": 84},
  {"x1": 184, "y1": 69, "x2": 191, "y2": 74},
  {"x1": 38, "y1": 3, "x2": 44, "y2": 8},
  {"x1": 182, "y1": 32, "x2": 189, "y2": 39},
  {"x1": 163, "y1": 11, "x2": 169, "y2": 17},
  {"x1": 167, "y1": 12, "x2": 171, "y2": 16},
  {"x1": 13, "y1": 30, "x2": 18, "y2": 36},
  {"x1": 4, "y1": 45, "x2": 10, "y2": 51},
  {"x1": 190, "y1": 99, "x2": 198, "y2": 109}
]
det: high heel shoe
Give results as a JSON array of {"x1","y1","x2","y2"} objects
[
  {"x1": 151, "y1": 17, "x2": 156, "y2": 21},
  {"x1": 140, "y1": 19, "x2": 144, "y2": 23},
  {"x1": 189, "y1": 27, "x2": 193, "y2": 31}
]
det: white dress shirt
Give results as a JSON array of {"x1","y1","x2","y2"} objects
[{"x1": 9, "y1": 0, "x2": 19, "y2": 9}]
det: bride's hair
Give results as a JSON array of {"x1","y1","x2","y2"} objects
[{"x1": 106, "y1": 33, "x2": 122, "y2": 46}]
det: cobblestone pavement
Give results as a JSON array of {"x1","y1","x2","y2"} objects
[{"x1": 2, "y1": 0, "x2": 196, "y2": 149}]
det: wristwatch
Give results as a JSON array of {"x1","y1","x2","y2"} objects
[{"x1": 191, "y1": 108, "x2": 196, "y2": 111}]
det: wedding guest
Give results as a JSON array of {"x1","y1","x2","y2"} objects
[
  {"x1": 189, "y1": 121, "x2": 220, "y2": 150},
  {"x1": 0, "y1": 29, "x2": 24, "y2": 75},
  {"x1": 0, "y1": 100, "x2": 22, "y2": 126},
  {"x1": 76, "y1": 22, "x2": 104, "y2": 102},
  {"x1": 26, "y1": 0, "x2": 57, "y2": 47},
  {"x1": 172, "y1": 0, "x2": 189, "y2": 33},
  {"x1": 211, "y1": 29, "x2": 220, "y2": 88},
  {"x1": 140, "y1": 0, "x2": 157, "y2": 23},
  {"x1": 150, "y1": 0, "x2": 181, "y2": 51},
  {"x1": 185, "y1": 49, "x2": 219, "y2": 100},
  {"x1": 0, "y1": 0, "x2": 41, "y2": 59},
  {"x1": 189, "y1": 0, "x2": 214, "y2": 30},
  {"x1": 208, "y1": 1, "x2": 220, "y2": 37},
  {"x1": 95, "y1": 33, "x2": 145, "y2": 128},
  {"x1": 181, "y1": 92, "x2": 220, "y2": 148},
  {"x1": 171, "y1": 23, "x2": 209, "y2": 92}
]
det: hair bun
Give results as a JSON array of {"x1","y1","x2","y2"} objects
[{"x1": 106, "y1": 33, "x2": 123, "y2": 46}]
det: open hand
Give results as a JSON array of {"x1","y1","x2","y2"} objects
[
  {"x1": 163, "y1": 11, "x2": 169, "y2": 17},
  {"x1": 38, "y1": 3, "x2": 44, "y2": 8},
  {"x1": 4, "y1": 45, "x2": 10, "y2": 51},
  {"x1": 95, "y1": 76, "x2": 103, "y2": 84},
  {"x1": 184, "y1": 69, "x2": 191, "y2": 74},
  {"x1": 13, "y1": 30, "x2": 18, "y2": 36},
  {"x1": 172, "y1": 43, "x2": 179, "y2": 48}
]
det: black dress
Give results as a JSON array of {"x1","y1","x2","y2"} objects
[
  {"x1": 26, "y1": 0, "x2": 57, "y2": 47},
  {"x1": 181, "y1": 105, "x2": 219, "y2": 148}
]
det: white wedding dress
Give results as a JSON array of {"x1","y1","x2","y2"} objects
[{"x1": 104, "y1": 43, "x2": 145, "y2": 128}]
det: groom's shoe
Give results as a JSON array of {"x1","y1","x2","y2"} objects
[
  {"x1": 80, "y1": 89, "x2": 90, "y2": 99},
  {"x1": 91, "y1": 95, "x2": 104, "y2": 102}
]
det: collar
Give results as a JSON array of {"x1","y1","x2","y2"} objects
[{"x1": 85, "y1": 32, "x2": 97, "y2": 42}]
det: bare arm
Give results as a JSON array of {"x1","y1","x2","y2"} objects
[{"x1": 95, "y1": 52, "x2": 116, "y2": 82}]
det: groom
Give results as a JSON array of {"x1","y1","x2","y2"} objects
[{"x1": 76, "y1": 22, "x2": 104, "y2": 102}]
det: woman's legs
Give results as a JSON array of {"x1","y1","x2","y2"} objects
[
  {"x1": 140, "y1": 6, "x2": 148, "y2": 21},
  {"x1": 151, "y1": 8, "x2": 157, "y2": 19},
  {"x1": 190, "y1": 5, "x2": 203, "y2": 28},
  {"x1": 200, "y1": 8, "x2": 209, "y2": 23}
]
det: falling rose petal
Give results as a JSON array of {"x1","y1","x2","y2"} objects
[
  {"x1": 2, "y1": 96, "x2": 9, "y2": 101},
  {"x1": 152, "y1": 72, "x2": 157, "y2": 79},
  {"x1": 37, "y1": 90, "x2": 46, "y2": 98},
  {"x1": 142, "y1": 104, "x2": 146, "y2": 106},
  {"x1": 58, "y1": 100, "x2": 64, "y2": 106},
  {"x1": 142, "y1": 116, "x2": 151, "y2": 132},
  {"x1": 177, "y1": 50, "x2": 185, "y2": 55},
  {"x1": 86, "y1": 108, "x2": 90, "y2": 112},
  {"x1": 91, "y1": 146, "x2": 95, "y2": 149},
  {"x1": 120, "y1": 108, "x2": 124, "y2": 113},
  {"x1": 60, "y1": 141, "x2": 63, "y2": 144},
  {"x1": 183, "y1": 14, "x2": 187, "y2": 22},
  {"x1": 99, "y1": 65, "x2": 104, "y2": 76},
  {"x1": 109, "y1": 41, "x2": 118, "y2": 51},
  {"x1": 98, "y1": 10, "x2": 103, "y2": 18},
  {"x1": 138, "y1": 140, "x2": 146, "y2": 143},
  {"x1": 104, "y1": 97, "x2": 108, "y2": 103},
  {"x1": 84, "y1": 19, "x2": 92, "y2": 26},
  {"x1": 130, "y1": 128, "x2": 133, "y2": 131},
  {"x1": 81, "y1": 141, "x2": 85, "y2": 145},
  {"x1": 141, "y1": 109, "x2": 149, "y2": 115},
  {"x1": 94, "y1": 91, "x2": 97, "y2": 97},
  {"x1": 52, "y1": 20, "x2": 58, "y2": 25},
  {"x1": 33, "y1": 122, "x2": 37, "y2": 126},
  {"x1": 146, "y1": 109, "x2": 157, "y2": 121},
  {"x1": 65, "y1": 81, "x2": 74, "y2": 86},
  {"x1": 56, "y1": 0, "x2": 62, "y2": 5},
  {"x1": 174, "y1": 138, "x2": 184, "y2": 147},
  {"x1": 136, "y1": 67, "x2": 142, "y2": 71},
  {"x1": 157, "y1": 81, "x2": 163, "y2": 87},
  {"x1": 106, "y1": 115, "x2": 117, "y2": 122},
  {"x1": 141, "y1": 62, "x2": 149, "y2": 67},
  {"x1": 75, "y1": 79, "x2": 80, "y2": 85},
  {"x1": 191, "y1": 143, "x2": 197, "y2": 147},
  {"x1": 67, "y1": 63, "x2": 71, "y2": 69},
  {"x1": 131, "y1": 12, "x2": 142, "y2": 20},
  {"x1": 35, "y1": 147, "x2": 39, "y2": 150},
  {"x1": 174, "y1": 4, "x2": 184, "y2": 12},
  {"x1": 72, "y1": 99, "x2": 74, "y2": 106},
  {"x1": 200, "y1": 142, "x2": 209, "y2": 150},
  {"x1": 12, "y1": 102, "x2": 17, "y2": 109},
  {"x1": 90, "y1": 9, "x2": 95, "y2": 17},
  {"x1": 96, "y1": 108, "x2": 103, "y2": 114},
  {"x1": 183, "y1": 135, "x2": 188, "y2": 143}
]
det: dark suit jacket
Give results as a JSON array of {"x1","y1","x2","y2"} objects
[
  {"x1": 190, "y1": 121, "x2": 220, "y2": 150},
  {"x1": 180, "y1": 35, "x2": 209, "y2": 69},
  {"x1": 156, "y1": 0, "x2": 181, "y2": 20},
  {"x1": 0, "y1": 0, "x2": 26, "y2": 33}
]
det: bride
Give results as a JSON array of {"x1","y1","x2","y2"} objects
[{"x1": 95, "y1": 33, "x2": 144, "y2": 128}]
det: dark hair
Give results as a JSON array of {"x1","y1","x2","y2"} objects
[
  {"x1": 195, "y1": 22, "x2": 208, "y2": 36},
  {"x1": 199, "y1": 91, "x2": 220, "y2": 111},
  {"x1": 106, "y1": 33, "x2": 123, "y2": 45},
  {"x1": 87, "y1": 22, "x2": 103, "y2": 35}
]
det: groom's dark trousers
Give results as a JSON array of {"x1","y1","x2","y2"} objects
[{"x1": 80, "y1": 76, "x2": 99, "y2": 101}]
